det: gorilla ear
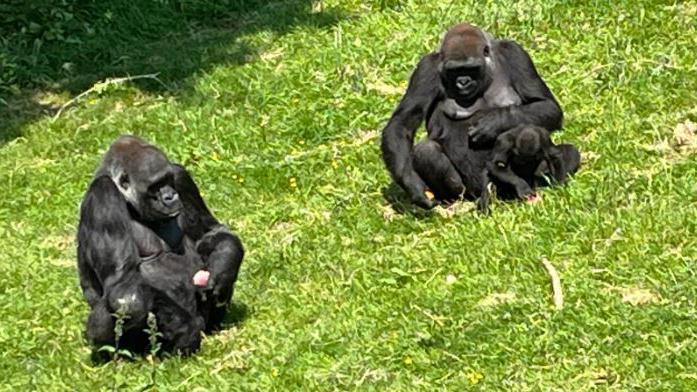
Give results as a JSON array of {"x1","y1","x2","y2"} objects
[
  {"x1": 483, "y1": 45, "x2": 490, "y2": 57},
  {"x1": 119, "y1": 174, "x2": 130, "y2": 189}
]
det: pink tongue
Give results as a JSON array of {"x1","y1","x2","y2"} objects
[{"x1": 193, "y1": 270, "x2": 210, "y2": 287}]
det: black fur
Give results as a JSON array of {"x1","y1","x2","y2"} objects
[
  {"x1": 479, "y1": 125, "x2": 581, "y2": 212},
  {"x1": 381, "y1": 24, "x2": 564, "y2": 209},
  {"x1": 77, "y1": 136, "x2": 244, "y2": 356}
]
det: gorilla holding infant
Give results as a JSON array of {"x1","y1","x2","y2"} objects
[
  {"x1": 382, "y1": 23, "x2": 580, "y2": 210},
  {"x1": 77, "y1": 135, "x2": 244, "y2": 356}
]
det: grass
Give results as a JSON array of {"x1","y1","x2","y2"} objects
[{"x1": 0, "y1": 0, "x2": 696, "y2": 389}]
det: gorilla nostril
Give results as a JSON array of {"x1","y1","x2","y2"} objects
[
  {"x1": 163, "y1": 193, "x2": 179, "y2": 206},
  {"x1": 456, "y1": 76, "x2": 473, "y2": 90}
]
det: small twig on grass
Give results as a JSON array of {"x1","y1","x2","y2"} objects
[
  {"x1": 52, "y1": 73, "x2": 166, "y2": 121},
  {"x1": 541, "y1": 258, "x2": 563, "y2": 310}
]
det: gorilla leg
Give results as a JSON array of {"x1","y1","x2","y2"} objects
[
  {"x1": 140, "y1": 255, "x2": 204, "y2": 354},
  {"x1": 85, "y1": 275, "x2": 150, "y2": 358},
  {"x1": 413, "y1": 140, "x2": 465, "y2": 201},
  {"x1": 557, "y1": 143, "x2": 581, "y2": 176},
  {"x1": 86, "y1": 299, "x2": 115, "y2": 347},
  {"x1": 106, "y1": 275, "x2": 149, "y2": 326},
  {"x1": 535, "y1": 143, "x2": 581, "y2": 186}
]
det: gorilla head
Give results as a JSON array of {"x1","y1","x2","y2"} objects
[
  {"x1": 497, "y1": 126, "x2": 580, "y2": 186},
  {"x1": 513, "y1": 125, "x2": 552, "y2": 162},
  {"x1": 98, "y1": 136, "x2": 183, "y2": 222},
  {"x1": 438, "y1": 23, "x2": 494, "y2": 105}
]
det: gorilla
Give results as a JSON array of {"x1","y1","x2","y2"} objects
[
  {"x1": 77, "y1": 135, "x2": 244, "y2": 356},
  {"x1": 381, "y1": 23, "x2": 569, "y2": 209},
  {"x1": 478, "y1": 125, "x2": 581, "y2": 212}
]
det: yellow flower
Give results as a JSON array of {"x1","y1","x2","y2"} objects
[
  {"x1": 467, "y1": 371, "x2": 484, "y2": 384},
  {"x1": 289, "y1": 177, "x2": 297, "y2": 188},
  {"x1": 403, "y1": 356, "x2": 413, "y2": 365}
]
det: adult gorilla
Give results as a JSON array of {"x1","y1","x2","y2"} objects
[
  {"x1": 77, "y1": 135, "x2": 244, "y2": 355},
  {"x1": 381, "y1": 23, "x2": 563, "y2": 208}
]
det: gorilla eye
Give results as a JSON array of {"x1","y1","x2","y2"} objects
[
  {"x1": 119, "y1": 174, "x2": 130, "y2": 188},
  {"x1": 483, "y1": 46, "x2": 490, "y2": 57}
]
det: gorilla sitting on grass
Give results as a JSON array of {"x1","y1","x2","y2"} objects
[{"x1": 77, "y1": 135, "x2": 244, "y2": 356}]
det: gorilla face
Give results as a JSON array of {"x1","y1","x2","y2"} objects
[
  {"x1": 440, "y1": 56, "x2": 489, "y2": 99},
  {"x1": 438, "y1": 24, "x2": 494, "y2": 104},
  {"x1": 114, "y1": 142, "x2": 183, "y2": 222},
  {"x1": 140, "y1": 170, "x2": 182, "y2": 221}
]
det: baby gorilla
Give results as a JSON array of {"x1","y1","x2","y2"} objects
[{"x1": 478, "y1": 124, "x2": 581, "y2": 212}]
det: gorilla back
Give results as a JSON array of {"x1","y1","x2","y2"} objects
[{"x1": 77, "y1": 135, "x2": 244, "y2": 357}]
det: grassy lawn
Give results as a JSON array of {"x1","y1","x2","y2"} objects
[{"x1": 1, "y1": 0, "x2": 696, "y2": 390}]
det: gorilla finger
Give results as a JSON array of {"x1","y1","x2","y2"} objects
[{"x1": 413, "y1": 194, "x2": 435, "y2": 209}]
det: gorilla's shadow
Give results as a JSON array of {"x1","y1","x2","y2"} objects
[
  {"x1": 0, "y1": 1, "x2": 344, "y2": 144},
  {"x1": 219, "y1": 301, "x2": 250, "y2": 329}
]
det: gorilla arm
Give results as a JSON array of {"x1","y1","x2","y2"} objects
[
  {"x1": 77, "y1": 176, "x2": 149, "y2": 345},
  {"x1": 77, "y1": 176, "x2": 143, "y2": 309},
  {"x1": 487, "y1": 128, "x2": 534, "y2": 198},
  {"x1": 380, "y1": 53, "x2": 442, "y2": 209},
  {"x1": 468, "y1": 41, "x2": 563, "y2": 145},
  {"x1": 172, "y1": 165, "x2": 244, "y2": 303}
]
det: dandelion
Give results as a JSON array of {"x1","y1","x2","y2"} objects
[
  {"x1": 467, "y1": 371, "x2": 484, "y2": 384},
  {"x1": 403, "y1": 356, "x2": 413, "y2": 365}
]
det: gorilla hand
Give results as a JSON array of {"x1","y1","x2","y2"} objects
[
  {"x1": 514, "y1": 182, "x2": 535, "y2": 199},
  {"x1": 468, "y1": 110, "x2": 507, "y2": 146},
  {"x1": 402, "y1": 172, "x2": 436, "y2": 209}
]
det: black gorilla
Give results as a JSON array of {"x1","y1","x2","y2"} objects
[
  {"x1": 77, "y1": 135, "x2": 244, "y2": 355},
  {"x1": 381, "y1": 23, "x2": 570, "y2": 209},
  {"x1": 478, "y1": 125, "x2": 581, "y2": 212}
]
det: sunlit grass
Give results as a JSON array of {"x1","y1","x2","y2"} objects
[{"x1": 0, "y1": 0, "x2": 696, "y2": 389}]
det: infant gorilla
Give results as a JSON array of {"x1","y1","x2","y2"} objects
[{"x1": 478, "y1": 124, "x2": 580, "y2": 212}]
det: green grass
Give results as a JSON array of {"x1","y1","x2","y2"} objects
[{"x1": 1, "y1": 0, "x2": 696, "y2": 390}]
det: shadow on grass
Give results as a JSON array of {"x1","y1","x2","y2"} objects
[
  {"x1": 222, "y1": 301, "x2": 249, "y2": 327},
  {"x1": 0, "y1": 0, "x2": 344, "y2": 144}
]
